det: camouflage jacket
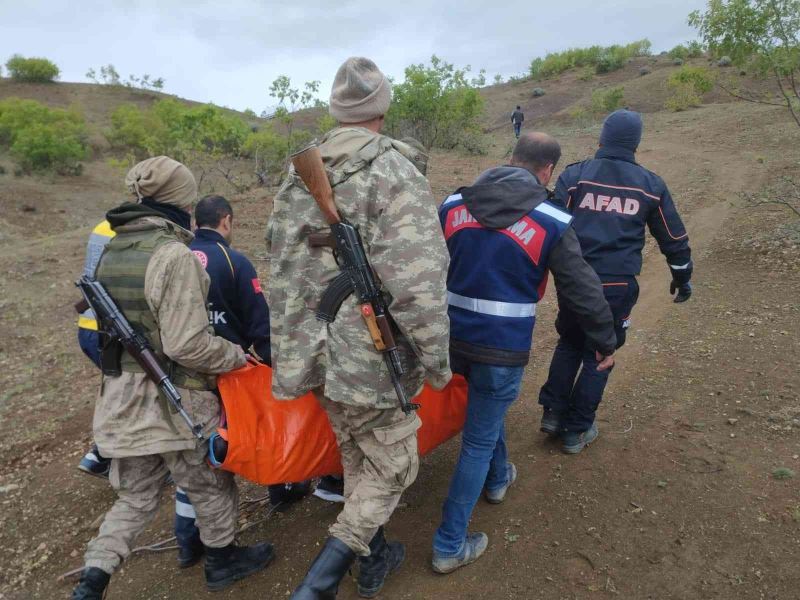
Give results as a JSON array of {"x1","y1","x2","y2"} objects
[
  {"x1": 266, "y1": 126, "x2": 452, "y2": 408},
  {"x1": 93, "y1": 214, "x2": 246, "y2": 457}
]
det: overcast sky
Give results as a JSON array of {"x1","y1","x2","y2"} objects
[{"x1": 1, "y1": 0, "x2": 706, "y2": 112}]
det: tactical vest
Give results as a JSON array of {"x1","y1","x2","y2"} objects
[{"x1": 96, "y1": 225, "x2": 211, "y2": 390}]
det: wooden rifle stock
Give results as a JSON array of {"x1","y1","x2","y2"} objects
[{"x1": 291, "y1": 144, "x2": 340, "y2": 225}]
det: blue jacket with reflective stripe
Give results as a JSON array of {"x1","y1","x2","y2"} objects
[
  {"x1": 555, "y1": 146, "x2": 692, "y2": 281},
  {"x1": 439, "y1": 166, "x2": 572, "y2": 366},
  {"x1": 189, "y1": 229, "x2": 271, "y2": 363}
]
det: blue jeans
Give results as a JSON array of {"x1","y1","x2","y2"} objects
[
  {"x1": 433, "y1": 357, "x2": 524, "y2": 557},
  {"x1": 513, "y1": 122, "x2": 522, "y2": 138},
  {"x1": 539, "y1": 276, "x2": 639, "y2": 432}
]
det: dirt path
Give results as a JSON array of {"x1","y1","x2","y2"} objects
[{"x1": 1, "y1": 102, "x2": 798, "y2": 600}]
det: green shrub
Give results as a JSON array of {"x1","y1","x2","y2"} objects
[
  {"x1": 530, "y1": 40, "x2": 651, "y2": 79},
  {"x1": 669, "y1": 66, "x2": 715, "y2": 94},
  {"x1": 686, "y1": 41, "x2": 705, "y2": 58},
  {"x1": 11, "y1": 122, "x2": 87, "y2": 174},
  {"x1": 595, "y1": 52, "x2": 622, "y2": 73},
  {"x1": 578, "y1": 67, "x2": 594, "y2": 81},
  {"x1": 568, "y1": 105, "x2": 591, "y2": 124},
  {"x1": 107, "y1": 99, "x2": 250, "y2": 160},
  {"x1": 107, "y1": 103, "x2": 163, "y2": 155},
  {"x1": 5, "y1": 55, "x2": 59, "y2": 83},
  {"x1": 386, "y1": 55, "x2": 485, "y2": 150},
  {"x1": 665, "y1": 66, "x2": 715, "y2": 111},
  {"x1": 591, "y1": 86, "x2": 625, "y2": 114},
  {"x1": 0, "y1": 97, "x2": 87, "y2": 173},
  {"x1": 243, "y1": 125, "x2": 289, "y2": 183},
  {"x1": 665, "y1": 82, "x2": 702, "y2": 111},
  {"x1": 772, "y1": 467, "x2": 795, "y2": 480},
  {"x1": 668, "y1": 45, "x2": 689, "y2": 61},
  {"x1": 316, "y1": 113, "x2": 337, "y2": 136},
  {"x1": 457, "y1": 129, "x2": 488, "y2": 155}
]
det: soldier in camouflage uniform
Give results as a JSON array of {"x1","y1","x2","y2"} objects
[
  {"x1": 72, "y1": 157, "x2": 274, "y2": 600},
  {"x1": 267, "y1": 57, "x2": 451, "y2": 599}
]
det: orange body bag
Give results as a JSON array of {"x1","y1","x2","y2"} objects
[{"x1": 215, "y1": 363, "x2": 468, "y2": 486}]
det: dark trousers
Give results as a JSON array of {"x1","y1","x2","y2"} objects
[
  {"x1": 538, "y1": 276, "x2": 639, "y2": 432},
  {"x1": 513, "y1": 122, "x2": 522, "y2": 138},
  {"x1": 174, "y1": 487, "x2": 201, "y2": 547}
]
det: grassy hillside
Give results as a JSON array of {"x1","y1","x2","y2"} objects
[{"x1": 480, "y1": 54, "x2": 769, "y2": 131}]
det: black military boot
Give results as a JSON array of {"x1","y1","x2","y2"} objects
[
  {"x1": 357, "y1": 527, "x2": 405, "y2": 598},
  {"x1": 71, "y1": 567, "x2": 110, "y2": 600},
  {"x1": 204, "y1": 541, "x2": 275, "y2": 592},
  {"x1": 177, "y1": 535, "x2": 205, "y2": 568},
  {"x1": 290, "y1": 537, "x2": 357, "y2": 600}
]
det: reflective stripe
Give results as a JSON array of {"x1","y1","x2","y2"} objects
[
  {"x1": 78, "y1": 315, "x2": 99, "y2": 330},
  {"x1": 534, "y1": 202, "x2": 572, "y2": 224},
  {"x1": 442, "y1": 193, "x2": 463, "y2": 206},
  {"x1": 447, "y1": 291, "x2": 535, "y2": 318},
  {"x1": 175, "y1": 495, "x2": 197, "y2": 519},
  {"x1": 669, "y1": 262, "x2": 692, "y2": 270}
]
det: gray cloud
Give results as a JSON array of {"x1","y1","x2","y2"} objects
[{"x1": 1, "y1": 0, "x2": 706, "y2": 111}]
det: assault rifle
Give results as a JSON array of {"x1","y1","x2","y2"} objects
[
  {"x1": 75, "y1": 275, "x2": 204, "y2": 439},
  {"x1": 291, "y1": 144, "x2": 420, "y2": 414}
]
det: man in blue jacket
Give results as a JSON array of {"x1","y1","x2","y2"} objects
[
  {"x1": 432, "y1": 132, "x2": 618, "y2": 574},
  {"x1": 76, "y1": 220, "x2": 116, "y2": 479},
  {"x1": 538, "y1": 109, "x2": 693, "y2": 454},
  {"x1": 190, "y1": 195, "x2": 271, "y2": 363},
  {"x1": 175, "y1": 195, "x2": 308, "y2": 567}
]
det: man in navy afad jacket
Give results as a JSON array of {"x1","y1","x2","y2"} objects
[
  {"x1": 176, "y1": 196, "x2": 306, "y2": 567},
  {"x1": 431, "y1": 133, "x2": 617, "y2": 574},
  {"x1": 190, "y1": 195, "x2": 271, "y2": 363},
  {"x1": 539, "y1": 109, "x2": 693, "y2": 454}
]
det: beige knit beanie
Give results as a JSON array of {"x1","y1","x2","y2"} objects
[
  {"x1": 329, "y1": 57, "x2": 392, "y2": 123},
  {"x1": 125, "y1": 156, "x2": 197, "y2": 209}
]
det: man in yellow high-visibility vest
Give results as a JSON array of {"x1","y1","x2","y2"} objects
[{"x1": 77, "y1": 220, "x2": 115, "y2": 477}]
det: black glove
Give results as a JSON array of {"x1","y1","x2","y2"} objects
[{"x1": 670, "y1": 280, "x2": 692, "y2": 303}]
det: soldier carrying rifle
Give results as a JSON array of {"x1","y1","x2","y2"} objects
[
  {"x1": 71, "y1": 157, "x2": 274, "y2": 599},
  {"x1": 267, "y1": 57, "x2": 452, "y2": 598}
]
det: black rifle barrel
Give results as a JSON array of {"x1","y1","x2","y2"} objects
[{"x1": 76, "y1": 275, "x2": 204, "y2": 439}]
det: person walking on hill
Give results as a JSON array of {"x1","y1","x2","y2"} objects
[
  {"x1": 538, "y1": 109, "x2": 693, "y2": 454},
  {"x1": 75, "y1": 220, "x2": 116, "y2": 479},
  {"x1": 432, "y1": 132, "x2": 617, "y2": 573},
  {"x1": 511, "y1": 106, "x2": 524, "y2": 138},
  {"x1": 71, "y1": 157, "x2": 274, "y2": 600},
  {"x1": 267, "y1": 57, "x2": 452, "y2": 599}
]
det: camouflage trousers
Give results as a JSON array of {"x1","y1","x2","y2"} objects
[
  {"x1": 316, "y1": 391, "x2": 421, "y2": 556},
  {"x1": 84, "y1": 444, "x2": 238, "y2": 574}
]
